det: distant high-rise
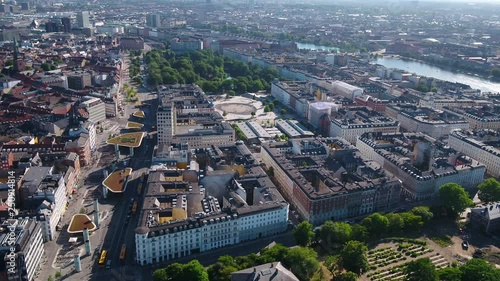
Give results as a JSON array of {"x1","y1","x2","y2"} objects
[
  {"x1": 146, "y1": 13, "x2": 161, "y2": 28},
  {"x1": 61, "y1": 17, "x2": 71, "y2": 33},
  {"x1": 45, "y1": 20, "x2": 63, "y2": 33},
  {"x1": 76, "y1": 11, "x2": 90, "y2": 28}
]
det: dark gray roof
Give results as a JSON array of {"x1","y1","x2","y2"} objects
[{"x1": 231, "y1": 262, "x2": 299, "y2": 281}]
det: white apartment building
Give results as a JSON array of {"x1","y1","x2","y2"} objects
[
  {"x1": 419, "y1": 96, "x2": 476, "y2": 110},
  {"x1": 135, "y1": 214, "x2": 239, "y2": 264},
  {"x1": 448, "y1": 130, "x2": 500, "y2": 178},
  {"x1": 330, "y1": 120, "x2": 400, "y2": 144},
  {"x1": 397, "y1": 111, "x2": 469, "y2": 139},
  {"x1": 0, "y1": 219, "x2": 44, "y2": 281},
  {"x1": 462, "y1": 113, "x2": 500, "y2": 131},
  {"x1": 329, "y1": 81, "x2": 363, "y2": 100},
  {"x1": 21, "y1": 167, "x2": 67, "y2": 241},
  {"x1": 81, "y1": 96, "x2": 106, "y2": 124},
  {"x1": 238, "y1": 206, "x2": 289, "y2": 242},
  {"x1": 69, "y1": 121, "x2": 96, "y2": 151},
  {"x1": 135, "y1": 202, "x2": 289, "y2": 265}
]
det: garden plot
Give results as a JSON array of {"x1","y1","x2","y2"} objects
[{"x1": 365, "y1": 241, "x2": 450, "y2": 281}]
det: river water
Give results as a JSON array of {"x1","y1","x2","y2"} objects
[
  {"x1": 373, "y1": 57, "x2": 500, "y2": 93},
  {"x1": 296, "y1": 42, "x2": 339, "y2": 52}
]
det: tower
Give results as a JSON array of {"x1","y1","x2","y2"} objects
[
  {"x1": 157, "y1": 103, "x2": 176, "y2": 145},
  {"x1": 146, "y1": 13, "x2": 161, "y2": 28},
  {"x1": 76, "y1": 11, "x2": 90, "y2": 28},
  {"x1": 61, "y1": 17, "x2": 71, "y2": 33},
  {"x1": 13, "y1": 38, "x2": 19, "y2": 72}
]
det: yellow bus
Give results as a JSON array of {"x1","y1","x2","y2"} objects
[
  {"x1": 131, "y1": 201, "x2": 137, "y2": 215},
  {"x1": 137, "y1": 183, "x2": 142, "y2": 195},
  {"x1": 98, "y1": 250, "x2": 107, "y2": 267},
  {"x1": 119, "y1": 244, "x2": 127, "y2": 264}
]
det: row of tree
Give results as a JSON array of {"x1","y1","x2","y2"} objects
[
  {"x1": 145, "y1": 49, "x2": 279, "y2": 94},
  {"x1": 152, "y1": 244, "x2": 321, "y2": 281},
  {"x1": 293, "y1": 206, "x2": 434, "y2": 248},
  {"x1": 405, "y1": 257, "x2": 500, "y2": 281}
]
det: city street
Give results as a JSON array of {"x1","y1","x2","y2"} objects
[
  {"x1": 32, "y1": 52, "x2": 301, "y2": 281},
  {"x1": 35, "y1": 52, "x2": 156, "y2": 281}
]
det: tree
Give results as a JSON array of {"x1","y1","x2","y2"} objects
[
  {"x1": 260, "y1": 244, "x2": 289, "y2": 262},
  {"x1": 164, "y1": 263, "x2": 184, "y2": 281},
  {"x1": 491, "y1": 68, "x2": 500, "y2": 78},
  {"x1": 319, "y1": 221, "x2": 352, "y2": 246},
  {"x1": 439, "y1": 183, "x2": 473, "y2": 216},
  {"x1": 437, "y1": 267, "x2": 462, "y2": 281},
  {"x1": 416, "y1": 83, "x2": 429, "y2": 92},
  {"x1": 55, "y1": 271, "x2": 61, "y2": 279},
  {"x1": 47, "y1": 276, "x2": 53, "y2": 281},
  {"x1": 336, "y1": 271, "x2": 358, "y2": 281},
  {"x1": 280, "y1": 108, "x2": 286, "y2": 115},
  {"x1": 351, "y1": 224, "x2": 368, "y2": 242},
  {"x1": 411, "y1": 206, "x2": 434, "y2": 222},
  {"x1": 404, "y1": 258, "x2": 438, "y2": 281},
  {"x1": 340, "y1": 241, "x2": 368, "y2": 274},
  {"x1": 400, "y1": 212, "x2": 424, "y2": 230},
  {"x1": 386, "y1": 213, "x2": 404, "y2": 234},
  {"x1": 41, "y1": 63, "x2": 51, "y2": 71},
  {"x1": 251, "y1": 111, "x2": 256, "y2": 116},
  {"x1": 154, "y1": 260, "x2": 208, "y2": 281},
  {"x1": 478, "y1": 178, "x2": 500, "y2": 203},
  {"x1": 264, "y1": 105, "x2": 271, "y2": 112},
  {"x1": 207, "y1": 256, "x2": 239, "y2": 281},
  {"x1": 182, "y1": 260, "x2": 209, "y2": 281},
  {"x1": 153, "y1": 269, "x2": 169, "y2": 281},
  {"x1": 362, "y1": 213, "x2": 389, "y2": 237},
  {"x1": 293, "y1": 221, "x2": 314, "y2": 246},
  {"x1": 283, "y1": 247, "x2": 320, "y2": 281},
  {"x1": 460, "y1": 258, "x2": 500, "y2": 281},
  {"x1": 267, "y1": 166, "x2": 274, "y2": 177}
]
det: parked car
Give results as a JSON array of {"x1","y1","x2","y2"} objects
[{"x1": 462, "y1": 241, "x2": 469, "y2": 250}]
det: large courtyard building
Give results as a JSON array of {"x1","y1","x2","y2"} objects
[
  {"x1": 135, "y1": 165, "x2": 288, "y2": 265},
  {"x1": 271, "y1": 81, "x2": 315, "y2": 119},
  {"x1": 157, "y1": 85, "x2": 234, "y2": 149},
  {"x1": 356, "y1": 132, "x2": 485, "y2": 201},
  {"x1": 329, "y1": 107, "x2": 400, "y2": 144},
  {"x1": 448, "y1": 129, "x2": 500, "y2": 178},
  {"x1": 446, "y1": 105, "x2": 500, "y2": 131},
  {"x1": 260, "y1": 137, "x2": 401, "y2": 225},
  {"x1": 386, "y1": 104, "x2": 469, "y2": 139}
]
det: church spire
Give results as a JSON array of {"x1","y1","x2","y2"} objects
[{"x1": 13, "y1": 38, "x2": 19, "y2": 72}]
